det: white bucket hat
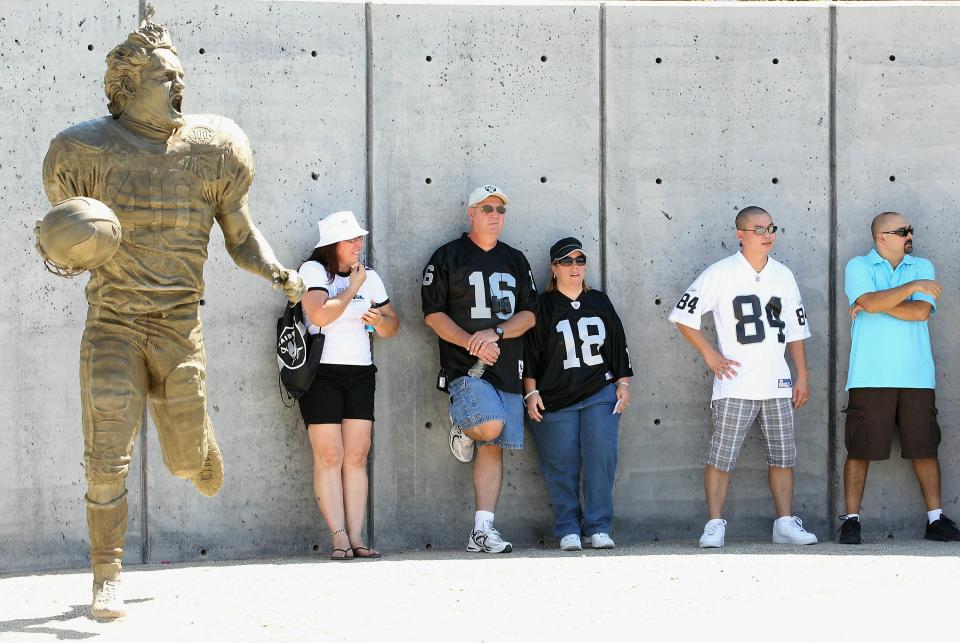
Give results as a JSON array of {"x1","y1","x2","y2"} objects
[
  {"x1": 315, "y1": 210, "x2": 368, "y2": 248},
  {"x1": 467, "y1": 184, "x2": 509, "y2": 207}
]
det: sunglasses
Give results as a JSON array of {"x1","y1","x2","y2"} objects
[
  {"x1": 880, "y1": 226, "x2": 914, "y2": 237},
  {"x1": 554, "y1": 256, "x2": 587, "y2": 267},
  {"x1": 737, "y1": 224, "x2": 779, "y2": 235},
  {"x1": 475, "y1": 205, "x2": 507, "y2": 214}
]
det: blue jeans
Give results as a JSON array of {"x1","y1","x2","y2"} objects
[
  {"x1": 448, "y1": 376, "x2": 524, "y2": 449},
  {"x1": 530, "y1": 384, "x2": 620, "y2": 538}
]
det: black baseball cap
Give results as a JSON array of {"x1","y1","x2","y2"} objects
[{"x1": 549, "y1": 237, "x2": 588, "y2": 261}]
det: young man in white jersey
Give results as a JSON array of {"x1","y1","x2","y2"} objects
[{"x1": 669, "y1": 206, "x2": 817, "y2": 547}]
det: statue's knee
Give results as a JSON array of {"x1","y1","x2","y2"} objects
[{"x1": 86, "y1": 482, "x2": 127, "y2": 506}]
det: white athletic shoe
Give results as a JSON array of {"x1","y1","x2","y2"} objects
[
  {"x1": 772, "y1": 516, "x2": 819, "y2": 545},
  {"x1": 467, "y1": 523, "x2": 513, "y2": 553},
  {"x1": 699, "y1": 518, "x2": 727, "y2": 548},
  {"x1": 91, "y1": 579, "x2": 125, "y2": 618},
  {"x1": 589, "y1": 533, "x2": 616, "y2": 549},
  {"x1": 559, "y1": 534, "x2": 582, "y2": 551},
  {"x1": 448, "y1": 425, "x2": 475, "y2": 463}
]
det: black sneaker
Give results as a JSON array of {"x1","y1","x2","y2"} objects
[
  {"x1": 838, "y1": 515, "x2": 861, "y2": 544},
  {"x1": 925, "y1": 514, "x2": 960, "y2": 542}
]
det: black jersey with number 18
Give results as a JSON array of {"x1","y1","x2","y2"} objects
[
  {"x1": 421, "y1": 234, "x2": 538, "y2": 394},
  {"x1": 524, "y1": 289, "x2": 633, "y2": 412}
]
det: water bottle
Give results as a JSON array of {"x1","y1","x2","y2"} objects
[{"x1": 467, "y1": 359, "x2": 486, "y2": 378}]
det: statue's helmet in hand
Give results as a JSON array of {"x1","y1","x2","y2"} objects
[{"x1": 35, "y1": 197, "x2": 121, "y2": 277}]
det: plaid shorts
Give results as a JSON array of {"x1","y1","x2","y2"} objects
[{"x1": 707, "y1": 397, "x2": 797, "y2": 472}]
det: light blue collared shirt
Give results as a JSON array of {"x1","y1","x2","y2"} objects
[{"x1": 845, "y1": 248, "x2": 936, "y2": 389}]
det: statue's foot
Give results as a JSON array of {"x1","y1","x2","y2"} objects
[
  {"x1": 191, "y1": 432, "x2": 224, "y2": 497},
  {"x1": 91, "y1": 579, "x2": 125, "y2": 618}
]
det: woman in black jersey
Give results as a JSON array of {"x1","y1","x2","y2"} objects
[{"x1": 523, "y1": 237, "x2": 633, "y2": 551}]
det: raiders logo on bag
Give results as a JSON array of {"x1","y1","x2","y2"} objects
[{"x1": 276, "y1": 301, "x2": 325, "y2": 402}]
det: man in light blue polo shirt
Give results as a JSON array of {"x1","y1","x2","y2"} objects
[{"x1": 840, "y1": 211, "x2": 958, "y2": 544}]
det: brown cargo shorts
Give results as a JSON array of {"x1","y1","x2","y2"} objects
[{"x1": 843, "y1": 387, "x2": 941, "y2": 460}]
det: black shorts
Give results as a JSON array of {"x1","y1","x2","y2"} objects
[
  {"x1": 843, "y1": 387, "x2": 941, "y2": 460},
  {"x1": 298, "y1": 363, "x2": 377, "y2": 426}
]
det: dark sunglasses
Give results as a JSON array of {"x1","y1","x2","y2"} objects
[
  {"x1": 737, "y1": 224, "x2": 778, "y2": 235},
  {"x1": 476, "y1": 205, "x2": 507, "y2": 214},
  {"x1": 881, "y1": 226, "x2": 914, "y2": 237},
  {"x1": 554, "y1": 256, "x2": 587, "y2": 267}
]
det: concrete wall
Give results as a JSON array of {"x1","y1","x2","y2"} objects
[{"x1": 1, "y1": 1, "x2": 958, "y2": 573}]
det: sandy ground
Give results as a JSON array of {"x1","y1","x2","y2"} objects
[{"x1": 1, "y1": 540, "x2": 958, "y2": 642}]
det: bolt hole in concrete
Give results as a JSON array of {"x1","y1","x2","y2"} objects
[
  {"x1": 200, "y1": 549, "x2": 208, "y2": 556},
  {"x1": 425, "y1": 178, "x2": 432, "y2": 184},
  {"x1": 199, "y1": 47, "x2": 206, "y2": 55},
  {"x1": 655, "y1": 178, "x2": 662, "y2": 185},
  {"x1": 654, "y1": 419, "x2": 661, "y2": 426},
  {"x1": 655, "y1": 57, "x2": 662, "y2": 64},
  {"x1": 312, "y1": 544, "x2": 319, "y2": 552},
  {"x1": 889, "y1": 175, "x2": 896, "y2": 182},
  {"x1": 540, "y1": 177, "x2": 547, "y2": 183},
  {"x1": 311, "y1": 50, "x2": 317, "y2": 57},
  {"x1": 311, "y1": 172, "x2": 319, "y2": 180},
  {"x1": 537, "y1": 539, "x2": 545, "y2": 546},
  {"x1": 540, "y1": 55, "x2": 547, "y2": 62},
  {"x1": 889, "y1": 54, "x2": 896, "y2": 61},
  {"x1": 772, "y1": 177, "x2": 779, "y2": 184},
  {"x1": 87, "y1": 44, "x2": 94, "y2": 51},
  {"x1": 655, "y1": 298, "x2": 662, "y2": 305},
  {"x1": 425, "y1": 422, "x2": 432, "y2": 429},
  {"x1": 772, "y1": 58, "x2": 779, "y2": 64},
  {"x1": 424, "y1": 543, "x2": 432, "y2": 550},
  {"x1": 426, "y1": 55, "x2": 432, "y2": 62}
]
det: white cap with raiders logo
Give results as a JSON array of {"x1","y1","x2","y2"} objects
[
  {"x1": 467, "y1": 184, "x2": 509, "y2": 207},
  {"x1": 315, "y1": 210, "x2": 368, "y2": 248}
]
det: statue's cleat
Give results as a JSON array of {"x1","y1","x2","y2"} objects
[
  {"x1": 91, "y1": 579, "x2": 125, "y2": 618},
  {"x1": 191, "y1": 433, "x2": 224, "y2": 497}
]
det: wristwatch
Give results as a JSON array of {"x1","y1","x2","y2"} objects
[{"x1": 494, "y1": 326, "x2": 504, "y2": 338}]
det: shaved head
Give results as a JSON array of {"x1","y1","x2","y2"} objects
[
  {"x1": 735, "y1": 206, "x2": 770, "y2": 230},
  {"x1": 871, "y1": 211, "x2": 904, "y2": 239}
]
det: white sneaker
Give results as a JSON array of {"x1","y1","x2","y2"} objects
[
  {"x1": 589, "y1": 533, "x2": 615, "y2": 549},
  {"x1": 772, "y1": 516, "x2": 819, "y2": 545},
  {"x1": 699, "y1": 518, "x2": 726, "y2": 548},
  {"x1": 448, "y1": 424, "x2": 475, "y2": 463},
  {"x1": 91, "y1": 579, "x2": 125, "y2": 618},
  {"x1": 559, "y1": 534, "x2": 582, "y2": 551},
  {"x1": 466, "y1": 523, "x2": 513, "y2": 553}
]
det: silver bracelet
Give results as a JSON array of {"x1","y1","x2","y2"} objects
[
  {"x1": 616, "y1": 381, "x2": 630, "y2": 387},
  {"x1": 523, "y1": 390, "x2": 540, "y2": 401}
]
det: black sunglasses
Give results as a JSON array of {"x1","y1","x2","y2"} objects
[
  {"x1": 881, "y1": 226, "x2": 914, "y2": 237},
  {"x1": 554, "y1": 256, "x2": 587, "y2": 267},
  {"x1": 737, "y1": 224, "x2": 778, "y2": 235},
  {"x1": 476, "y1": 205, "x2": 507, "y2": 214}
]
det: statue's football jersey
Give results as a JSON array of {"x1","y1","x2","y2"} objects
[
  {"x1": 43, "y1": 114, "x2": 254, "y2": 314},
  {"x1": 524, "y1": 289, "x2": 633, "y2": 412},
  {"x1": 669, "y1": 252, "x2": 810, "y2": 401},
  {"x1": 421, "y1": 234, "x2": 538, "y2": 394}
]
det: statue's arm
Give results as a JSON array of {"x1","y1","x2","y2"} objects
[{"x1": 217, "y1": 206, "x2": 304, "y2": 302}]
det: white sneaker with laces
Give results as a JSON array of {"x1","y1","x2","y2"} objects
[
  {"x1": 559, "y1": 534, "x2": 582, "y2": 551},
  {"x1": 91, "y1": 579, "x2": 125, "y2": 618},
  {"x1": 590, "y1": 533, "x2": 615, "y2": 549},
  {"x1": 772, "y1": 516, "x2": 819, "y2": 545},
  {"x1": 699, "y1": 518, "x2": 727, "y2": 548},
  {"x1": 448, "y1": 424, "x2": 475, "y2": 463},
  {"x1": 467, "y1": 522, "x2": 513, "y2": 553}
]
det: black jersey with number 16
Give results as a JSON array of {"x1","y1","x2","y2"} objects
[
  {"x1": 421, "y1": 234, "x2": 538, "y2": 394},
  {"x1": 524, "y1": 289, "x2": 633, "y2": 412}
]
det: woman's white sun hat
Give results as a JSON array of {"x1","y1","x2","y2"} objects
[{"x1": 315, "y1": 210, "x2": 368, "y2": 248}]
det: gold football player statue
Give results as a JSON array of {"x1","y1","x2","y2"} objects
[{"x1": 40, "y1": 20, "x2": 304, "y2": 617}]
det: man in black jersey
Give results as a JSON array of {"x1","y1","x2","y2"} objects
[{"x1": 421, "y1": 184, "x2": 537, "y2": 553}]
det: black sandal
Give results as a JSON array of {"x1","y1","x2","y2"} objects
[
  {"x1": 351, "y1": 546, "x2": 382, "y2": 559},
  {"x1": 330, "y1": 548, "x2": 353, "y2": 561}
]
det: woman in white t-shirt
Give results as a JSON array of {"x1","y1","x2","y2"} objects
[{"x1": 298, "y1": 211, "x2": 399, "y2": 560}]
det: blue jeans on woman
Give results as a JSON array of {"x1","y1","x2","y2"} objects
[{"x1": 530, "y1": 384, "x2": 621, "y2": 538}]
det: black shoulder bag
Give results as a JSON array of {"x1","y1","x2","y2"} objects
[{"x1": 276, "y1": 301, "x2": 325, "y2": 405}]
